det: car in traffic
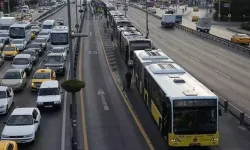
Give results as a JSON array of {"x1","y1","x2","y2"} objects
[
  {"x1": 26, "y1": 43, "x2": 44, "y2": 56},
  {"x1": 31, "y1": 32, "x2": 36, "y2": 40},
  {"x1": 22, "y1": 49, "x2": 39, "y2": 64},
  {"x1": 0, "y1": 56, "x2": 4, "y2": 66},
  {"x1": 231, "y1": 34, "x2": 250, "y2": 45},
  {"x1": 0, "y1": 140, "x2": 18, "y2": 150},
  {"x1": 34, "y1": 37, "x2": 47, "y2": 50},
  {"x1": 1, "y1": 107, "x2": 41, "y2": 144},
  {"x1": 30, "y1": 69, "x2": 56, "y2": 92},
  {"x1": 45, "y1": 7, "x2": 51, "y2": 11},
  {"x1": 192, "y1": 16, "x2": 199, "y2": 22},
  {"x1": 0, "y1": 69, "x2": 27, "y2": 91},
  {"x1": 30, "y1": 9, "x2": 35, "y2": 13},
  {"x1": 37, "y1": 31, "x2": 50, "y2": 42},
  {"x1": 56, "y1": 18, "x2": 64, "y2": 25},
  {"x1": 150, "y1": 8, "x2": 156, "y2": 13},
  {"x1": 10, "y1": 39, "x2": 27, "y2": 51},
  {"x1": 43, "y1": 53, "x2": 66, "y2": 76},
  {"x1": 30, "y1": 21, "x2": 41, "y2": 27},
  {"x1": 50, "y1": 47, "x2": 67, "y2": 60},
  {"x1": 0, "y1": 86, "x2": 14, "y2": 114},
  {"x1": 193, "y1": 7, "x2": 199, "y2": 12},
  {"x1": 11, "y1": 54, "x2": 33, "y2": 76},
  {"x1": 31, "y1": 26, "x2": 41, "y2": 35},
  {"x1": 160, "y1": 5, "x2": 167, "y2": 9},
  {"x1": 2, "y1": 45, "x2": 19, "y2": 60},
  {"x1": 37, "y1": 80, "x2": 62, "y2": 109},
  {"x1": 38, "y1": 8, "x2": 44, "y2": 13},
  {"x1": 0, "y1": 32, "x2": 9, "y2": 46}
]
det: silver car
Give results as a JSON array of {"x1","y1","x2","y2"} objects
[
  {"x1": 22, "y1": 49, "x2": 39, "y2": 64},
  {"x1": 37, "y1": 31, "x2": 50, "y2": 42},
  {"x1": 10, "y1": 39, "x2": 27, "y2": 51},
  {"x1": 50, "y1": 47, "x2": 67, "y2": 60},
  {"x1": 43, "y1": 53, "x2": 66, "y2": 76},
  {"x1": 0, "y1": 69, "x2": 27, "y2": 91},
  {"x1": 12, "y1": 54, "x2": 33, "y2": 76},
  {"x1": 34, "y1": 38, "x2": 47, "y2": 50},
  {"x1": 31, "y1": 26, "x2": 41, "y2": 35}
]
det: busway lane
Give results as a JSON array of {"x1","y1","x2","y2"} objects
[
  {"x1": 0, "y1": 3, "x2": 77, "y2": 150},
  {"x1": 76, "y1": 7, "x2": 151, "y2": 150},
  {"x1": 120, "y1": 6, "x2": 250, "y2": 115},
  {"x1": 118, "y1": 6, "x2": 250, "y2": 150}
]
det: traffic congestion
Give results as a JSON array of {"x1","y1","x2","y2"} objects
[{"x1": 0, "y1": 2, "x2": 72, "y2": 148}]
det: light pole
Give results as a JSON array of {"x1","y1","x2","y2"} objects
[
  {"x1": 66, "y1": 0, "x2": 88, "y2": 150},
  {"x1": 218, "y1": 0, "x2": 221, "y2": 21},
  {"x1": 75, "y1": 0, "x2": 79, "y2": 32},
  {"x1": 124, "y1": 0, "x2": 127, "y2": 17},
  {"x1": 145, "y1": 1, "x2": 149, "y2": 38},
  {"x1": 228, "y1": 0, "x2": 231, "y2": 22}
]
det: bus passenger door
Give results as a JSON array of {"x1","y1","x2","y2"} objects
[{"x1": 162, "y1": 101, "x2": 169, "y2": 136}]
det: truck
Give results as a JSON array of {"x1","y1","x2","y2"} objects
[
  {"x1": 161, "y1": 14, "x2": 176, "y2": 28},
  {"x1": 196, "y1": 17, "x2": 211, "y2": 33}
]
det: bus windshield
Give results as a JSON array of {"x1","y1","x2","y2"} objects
[
  {"x1": 51, "y1": 33, "x2": 68, "y2": 45},
  {"x1": 9, "y1": 27, "x2": 25, "y2": 38},
  {"x1": 0, "y1": 25, "x2": 10, "y2": 30},
  {"x1": 43, "y1": 25, "x2": 53, "y2": 29},
  {"x1": 130, "y1": 41, "x2": 151, "y2": 59},
  {"x1": 173, "y1": 100, "x2": 217, "y2": 134}
]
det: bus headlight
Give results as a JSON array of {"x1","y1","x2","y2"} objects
[
  {"x1": 211, "y1": 137, "x2": 218, "y2": 141},
  {"x1": 171, "y1": 138, "x2": 180, "y2": 142}
]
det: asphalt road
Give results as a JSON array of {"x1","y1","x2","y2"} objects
[
  {"x1": 116, "y1": 6, "x2": 250, "y2": 150},
  {"x1": 0, "y1": 4, "x2": 77, "y2": 150},
  {"x1": 76, "y1": 6, "x2": 151, "y2": 150},
  {"x1": 120, "y1": 6, "x2": 250, "y2": 116}
]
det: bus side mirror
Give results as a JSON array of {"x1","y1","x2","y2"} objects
[{"x1": 219, "y1": 108, "x2": 222, "y2": 116}]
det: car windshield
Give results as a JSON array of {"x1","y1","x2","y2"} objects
[
  {"x1": 38, "y1": 88, "x2": 59, "y2": 96},
  {"x1": 52, "y1": 48, "x2": 64, "y2": 53},
  {"x1": 13, "y1": 58, "x2": 29, "y2": 65},
  {"x1": 42, "y1": 25, "x2": 53, "y2": 29},
  {"x1": 22, "y1": 51, "x2": 35, "y2": 56},
  {"x1": 3, "y1": 47, "x2": 15, "y2": 51},
  {"x1": 51, "y1": 33, "x2": 68, "y2": 45},
  {"x1": 12, "y1": 40, "x2": 23, "y2": 44},
  {"x1": 33, "y1": 72, "x2": 50, "y2": 79},
  {"x1": 35, "y1": 39, "x2": 45, "y2": 43},
  {"x1": 46, "y1": 56, "x2": 63, "y2": 63},
  {"x1": 0, "y1": 91, "x2": 6, "y2": 99},
  {"x1": 6, "y1": 115, "x2": 33, "y2": 126},
  {"x1": 27, "y1": 43, "x2": 40, "y2": 48},
  {"x1": 3, "y1": 71, "x2": 21, "y2": 79},
  {"x1": 31, "y1": 26, "x2": 39, "y2": 29}
]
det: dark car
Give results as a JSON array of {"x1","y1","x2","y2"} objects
[
  {"x1": 26, "y1": 43, "x2": 44, "y2": 56},
  {"x1": 22, "y1": 49, "x2": 39, "y2": 64}
]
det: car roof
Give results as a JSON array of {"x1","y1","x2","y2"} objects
[
  {"x1": 40, "y1": 80, "x2": 59, "y2": 88},
  {"x1": 4, "y1": 44, "x2": 16, "y2": 47},
  {"x1": 53, "y1": 47, "x2": 64, "y2": 49},
  {"x1": 14, "y1": 54, "x2": 31, "y2": 58},
  {"x1": 48, "y1": 53, "x2": 63, "y2": 56},
  {"x1": 11, "y1": 107, "x2": 36, "y2": 115},
  {"x1": 6, "y1": 68, "x2": 23, "y2": 73},
  {"x1": 35, "y1": 37, "x2": 46, "y2": 40},
  {"x1": 35, "y1": 69, "x2": 52, "y2": 73},
  {"x1": 0, "y1": 86, "x2": 8, "y2": 91}
]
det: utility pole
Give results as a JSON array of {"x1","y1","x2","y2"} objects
[
  {"x1": 7, "y1": 0, "x2": 10, "y2": 13},
  {"x1": 228, "y1": 0, "x2": 231, "y2": 22},
  {"x1": 75, "y1": 0, "x2": 79, "y2": 32},
  {"x1": 218, "y1": 0, "x2": 221, "y2": 21},
  {"x1": 124, "y1": 0, "x2": 126, "y2": 17},
  {"x1": 145, "y1": 0, "x2": 149, "y2": 38}
]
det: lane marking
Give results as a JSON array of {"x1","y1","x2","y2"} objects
[
  {"x1": 172, "y1": 45, "x2": 180, "y2": 50},
  {"x1": 90, "y1": 32, "x2": 92, "y2": 36},
  {"x1": 98, "y1": 88, "x2": 110, "y2": 110},
  {"x1": 190, "y1": 56, "x2": 200, "y2": 62},
  {"x1": 95, "y1": 19, "x2": 155, "y2": 150},
  {"x1": 214, "y1": 69, "x2": 231, "y2": 79}
]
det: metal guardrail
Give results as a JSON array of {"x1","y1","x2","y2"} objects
[
  {"x1": 129, "y1": 4, "x2": 250, "y2": 129},
  {"x1": 129, "y1": 4, "x2": 250, "y2": 55}
]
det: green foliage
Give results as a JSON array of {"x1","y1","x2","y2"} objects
[{"x1": 61, "y1": 79, "x2": 86, "y2": 93}]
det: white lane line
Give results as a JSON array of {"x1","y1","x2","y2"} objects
[
  {"x1": 214, "y1": 69, "x2": 231, "y2": 79},
  {"x1": 98, "y1": 88, "x2": 110, "y2": 111},
  {"x1": 61, "y1": 59, "x2": 71, "y2": 150},
  {"x1": 172, "y1": 45, "x2": 180, "y2": 50},
  {"x1": 90, "y1": 32, "x2": 92, "y2": 37},
  {"x1": 190, "y1": 56, "x2": 200, "y2": 62}
]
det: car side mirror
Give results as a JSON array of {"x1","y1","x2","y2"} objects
[
  {"x1": 34, "y1": 120, "x2": 38, "y2": 123},
  {"x1": 60, "y1": 91, "x2": 63, "y2": 94},
  {"x1": 3, "y1": 121, "x2": 6, "y2": 124},
  {"x1": 219, "y1": 108, "x2": 222, "y2": 116}
]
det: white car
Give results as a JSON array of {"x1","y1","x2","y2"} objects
[
  {"x1": 37, "y1": 31, "x2": 50, "y2": 42},
  {"x1": 10, "y1": 39, "x2": 27, "y2": 51},
  {"x1": 31, "y1": 26, "x2": 41, "y2": 35},
  {"x1": 160, "y1": 5, "x2": 167, "y2": 9},
  {"x1": 36, "y1": 80, "x2": 62, "y2": 109},
  {"x1": 1, "y1": 107, "x2": 41, "y2": 143},
  {"x1": 51, "y1": 47, "x2": 67, "y2": 60},
  {"x1": 0, "y1": 86, "x2": 14, "y2": 114},
  {"x1": 150, "y1": 8, "x2": 156, "y2": 13}
]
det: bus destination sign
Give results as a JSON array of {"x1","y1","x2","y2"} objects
[{"x1": 173, "y1": 99, "x2": 217, "y2": 107}]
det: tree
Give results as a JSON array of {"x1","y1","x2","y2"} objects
[{"x1": 61, "y1": 79, "x2": 85, "y2": 93}]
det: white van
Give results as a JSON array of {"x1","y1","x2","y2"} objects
[
  {"x1": 42, "y1": 20, "x2": 56, "y2": 33},
  {"x1": 36, "y1": 80, "x2": 63, "y2": 109}
]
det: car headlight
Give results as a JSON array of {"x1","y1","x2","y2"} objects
[
  {"x1": 0, "y1": 104, "x2": 6, "y2": 108},
  {"x1": 23, "y1": 133, "x2": 33, "y2": 138},
  {"x1": 1, "y1": 135, "x2": 9, "y2": 138},
  {"x1": 54, "y1": 101, "x2": 61, "y2": 104},
  {"x1": 37, "y1": 102, "x2": 43, "y2": 105},
  {"x1": 31, "y1": 82, "x2": 35, "y2": 86},
  {"x1": 59, "y1": 66, "x2": 64, "y2": 69},
  {"x1": 46, "y1": 67, "x2": 50, "y2": 69}
]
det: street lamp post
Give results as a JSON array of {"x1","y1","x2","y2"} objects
[
  {"x1": 124, "y1": 0, "x2": 127, "y2": 17},
  {"x1": 66, "y1": 0, "x2": 88, "y2": 150},
  {"x1": 145, "y1": 1, "x2": 149, "y2": 38},
  {"x1": 218, "y1": 0, "x2": 221, "y2": 21},
  {"x1": 75, "y1": 0, "x2": 79, "y2": 32},
  {"x1": 228, "y1": 0, "x2": 231, "y2": 22}
]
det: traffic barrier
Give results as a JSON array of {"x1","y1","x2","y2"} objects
[
  {"x1": 129, "y1": 4, "x2": 250, "y2": 55},
  {"x1": 129, "y1": 3, "x2": 250, "y2": 129}
]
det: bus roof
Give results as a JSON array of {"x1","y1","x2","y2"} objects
[
  {"x1": 51, "y1": 26, "x2": 68, "y2": 33},
  {"x1": 134, "y1": 49, "x2": 174, "y2": 64},
  {"x1": 10, "y1": 21, "x2": 30, "y2": 28},
  {"x1": 117, "y1": 26, "x2": 137, "y2": 32},
  {"x1": 145, "y1": 63, "x2": 217, "y2": 100},
  {"x1": 121, "y1": 30, "x2": 151, "y2": 42},
  {"x1": 43, "y1": 20, "x2": 55, "y2": 25}
]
